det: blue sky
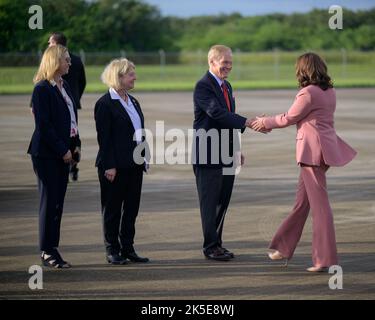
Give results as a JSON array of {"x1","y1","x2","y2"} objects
[{"x1": 143, "y1": 0, "x2": 375, "y2": 17}]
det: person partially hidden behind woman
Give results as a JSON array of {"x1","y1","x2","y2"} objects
[
  {"x1": 251, "y1": 53, "x2": 357, "y2": 272},
  {"x1": 94, "y1": 58, "x2": 149, "y2": 265},
  {"x1": 28, "y1": 45, "x2": 81, "y2": 268}
]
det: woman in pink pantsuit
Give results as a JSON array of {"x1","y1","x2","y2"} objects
[{"x1": 252, "y1": 53, "x2": 357, "y2": 272}]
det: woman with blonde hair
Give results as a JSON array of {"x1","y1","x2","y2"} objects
[
  {"x1": 252, "y1": 52, "x2": 357, "y2": 272},
  {"x1": 28, "y1": 44, "x2": 81, "y2": 268},
  {"x1": 94, "y1": 58, "x2": 148, "y2": 265}
]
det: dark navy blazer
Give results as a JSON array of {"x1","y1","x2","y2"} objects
[
  {"x1": 28, "y1": 79, "x2": 80, "y2": 159},
  {"x1": 193, "y1": 71, "x2": 247, "y2": 167}
]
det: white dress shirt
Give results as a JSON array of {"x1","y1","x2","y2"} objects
[
  {"x1": 109, "y1": 87, "x2": 143, "y2": 144},
  {"x1": 209, "y1": 70, "x2": 224, "y2": 88},
  {"x1": 51, "y1": 78, "x2": 78, "y2": 137}
]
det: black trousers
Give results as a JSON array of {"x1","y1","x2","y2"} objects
[
  {"x1": 193, "y1": 166, "x2": 235, "y2": 252},
  {"x1": 32, "y1": 156, "x2": 69, "y2": 252},
  {"x1": 98, "y1": 166, "x2": 143, "y2": 255}
]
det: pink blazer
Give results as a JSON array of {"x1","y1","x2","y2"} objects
[{"x1": 263, "y1": 85, "x2": 357, "y2": 166}]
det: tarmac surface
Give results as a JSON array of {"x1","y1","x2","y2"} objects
[{"x1": 0, "y1": 89, "x2": 374, "y2": 300}]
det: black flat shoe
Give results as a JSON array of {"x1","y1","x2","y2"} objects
[
  {"x1": 204, "y1": 247, "x2": 231, "y2": 261},
  {"x1": 220, "y1": 247, "x2": 235, "y2": 258},
  {"x1": 122, "y1": 251, "x2": 149, "y2": 263},
  {"x1": 106, "y1": 253, "x2": 127, "y2": 265}
]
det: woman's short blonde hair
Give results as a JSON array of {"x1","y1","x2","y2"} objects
[
  {"x1": 207, "y1": 45, "x2": 232, "y2": 64},
  {"x1": 33, "y1": 44, "x2": 68, "y2": 83},
  {"x1": 101, "y1": 58, "x2": 135, "y2": 90}
]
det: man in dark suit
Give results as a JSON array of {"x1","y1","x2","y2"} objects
[
  {"x1": 48, "y1": 33, "x2": 86, "y2": 110},
  {"x1": 193, "y1": 45, "x2": 253, "y2": 261},
  {"x1": 48, "y1": 32, "x2": 86, "y2": 181}
]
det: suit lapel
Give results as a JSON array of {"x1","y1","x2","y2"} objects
[
  {"x1": 206, "y1": 72, "x2": 233, "y2": 112},
  {"x1": 49, "y1": 82, "x2": 74, "y2": 122},
  {"x1": 50, "y1": 81, "x2": 77, "y2": 112},
  {"x1": 111, "y1": 98, "x2": 132, "y2": 123},
  {"x1": 110, "y1": 93, "x2": 144, "y2": 129},
  {"x1": 51, "y1": 83, "x2": 66, "y2": 105}
]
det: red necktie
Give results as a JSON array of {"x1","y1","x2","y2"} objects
[{"x1": 221, "y1": 83, "x2": 231, "y2": 112}]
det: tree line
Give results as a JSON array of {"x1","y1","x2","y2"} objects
[{"x1": 1, "y1": 0, "x2": 374, "y2": 52}]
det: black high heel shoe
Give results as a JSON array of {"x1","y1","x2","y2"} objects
[
  {"x1": 41, "y1": 250, "x2": 71, "y2": 269},
  {"x1": 53, "y1": 249, "x2": 72, "y2": 268}
]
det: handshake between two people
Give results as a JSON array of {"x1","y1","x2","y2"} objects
[{"x1": 245, "y1": 114, "x2": 272, "y2": 134}]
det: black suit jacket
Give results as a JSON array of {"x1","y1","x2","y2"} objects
[
  {"x1": 94, "y1": 91, "x2": 146, "y2": 170},
  {"x1": 193, "y1": 71, "x2": 247, "y2": 168},
  {"x1": 28, "y1": 79, "x2": 81, "y2": 159},
  {"x1": 63, "y1": 52, "x2": 86, "y2": 109}
]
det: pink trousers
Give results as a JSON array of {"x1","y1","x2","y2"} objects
[{"x1": 269, "y1": 164, "x2": 338, "y2": 267}]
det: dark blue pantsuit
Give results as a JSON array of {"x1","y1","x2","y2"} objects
[{"x1": 32, "y1": 156, "x2": 69, "y2": 252}]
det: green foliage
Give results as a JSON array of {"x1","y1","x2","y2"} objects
[
  {"x1": 176, "y1": 8, "x2": 375, "y2": 51},
  {"x1": 0, "y1": 0, "x2": 174, "y2": 52},
  {"x1": 0, "y1": 1, "x2": 374, "y2": 52}
]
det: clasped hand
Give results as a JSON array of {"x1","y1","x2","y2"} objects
[
  {"x1": 62, "y1": 147, "x2": 81, "y2": 165},
  {"x1": 245, "y1": 114, "x2": 271, "y2": 133}
]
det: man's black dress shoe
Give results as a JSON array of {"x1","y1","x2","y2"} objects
[
  {"x1": 122, "y1": 251, "x2": 149, "y2": 263},
  {"x1": 204, "y1": 248, "x2": 231, "y2": 261},
  {"x1": 107, "y1": 253, "x2": 127, "y2": 265}
]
